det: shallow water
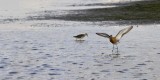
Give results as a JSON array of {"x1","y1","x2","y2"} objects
[
  {"x1": 0, "y1": 0, "x2": 160, "y2": 80},
  {"x1": 0, "y1": 21, "x2": 160, "y2": 80}
]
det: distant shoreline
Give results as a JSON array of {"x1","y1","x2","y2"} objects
[
  {"x1": 1, "y1": 0, "x2": 159, "y2": 25},
  {"x1": 30, "y1": 0, "x2": 159, "y2": 24}
]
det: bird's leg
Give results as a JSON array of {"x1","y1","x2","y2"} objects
[
  {"x1": 112, "y1": 44, "x2": 114, "y2": 53},
  {"x1": 116, "y1": 45, "x2": 119, "y2": 55}
]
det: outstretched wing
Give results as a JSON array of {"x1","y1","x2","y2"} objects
[
  {"x1": 116, "y1": 26, "x2": 133, "y2": 40},
  {"x1": 96, "y1": 33, "x2": 110, "y2": 38}
]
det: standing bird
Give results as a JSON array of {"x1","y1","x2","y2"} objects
[
  {"x1": 96, "y1": 26, "x2": 133, "y2": 54},
  {"x1": 73, "y1": 33, "x2": 88, "y2": 40}
]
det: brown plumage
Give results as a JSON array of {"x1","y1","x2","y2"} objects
[
  {"x1": 96, "y1": 26, "x2": 133, "y2": 54},
  {"x1": 109, "y1": 36, "x2": 117, "y2": 44}
]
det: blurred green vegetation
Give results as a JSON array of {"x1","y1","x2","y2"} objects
[{"x1": 57, "y1": 0, "x2": 160, "y2": 21}]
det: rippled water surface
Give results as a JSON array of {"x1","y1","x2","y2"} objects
[
  {"x1": 0, "y1": 21, "x2": 160, "y2": 80},
  {"x1": 0, "y1": 0, "x2": 160, "y2": 80}
]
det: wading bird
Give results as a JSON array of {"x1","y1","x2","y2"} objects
[
  {"x1": 96, "y1": 26, "x2": 133, "y2": 54},
  {"x1": 73, "y1": 33, "x2": 88, "y2": 40}
]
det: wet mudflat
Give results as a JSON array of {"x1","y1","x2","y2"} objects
[
  {"x1": 0, "y1": 0, "x2": 160, "y2": 80},
  {"x1": 0, "y1": 20, "x2": 160, "y2": 80}
]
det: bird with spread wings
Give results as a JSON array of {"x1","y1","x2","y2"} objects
[{"x1": 96, "y1": 26, "x2": 133, "y2": 54}]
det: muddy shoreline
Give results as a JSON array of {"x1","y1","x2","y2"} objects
[
  {"x1": 0, "y1": 0, "x2": 159, "y2": 25},
  {"x1": 26, "y1": 0, "x2": 160, "y2": 24}
]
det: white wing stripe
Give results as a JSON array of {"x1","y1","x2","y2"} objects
[{"x1": 116, "y1": 26, "x2": 133, "y2": 40}]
